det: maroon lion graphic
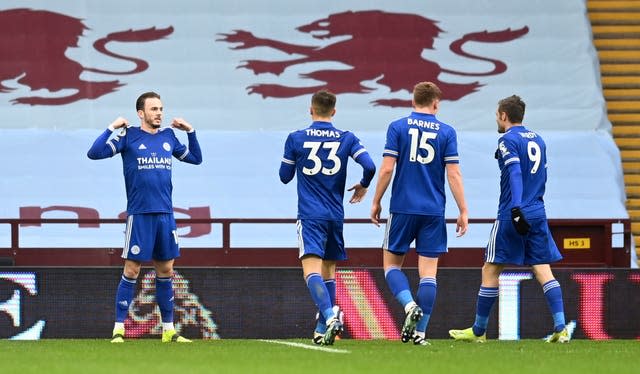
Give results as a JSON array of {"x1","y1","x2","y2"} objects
[
  {"x1": 218, "y1": 10, "x2": 528, "y2": 107},
  {"x1": 0, "y1": 8, "x2": 173, "y2": 105}
]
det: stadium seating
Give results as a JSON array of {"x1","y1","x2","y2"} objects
[{"x1": 588, "y1": 0, "x2": 640, "y2": 260}]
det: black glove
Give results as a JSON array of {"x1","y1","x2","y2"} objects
[{"x1": 510, "y1": 207, "x2": 530, "y2": 235}]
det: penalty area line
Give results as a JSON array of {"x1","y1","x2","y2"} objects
[{"x1": 258, "y1": 339, "x2": 350, "y2": 354}]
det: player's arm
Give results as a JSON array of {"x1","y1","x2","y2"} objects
[
  {"x1": 347, "y1": 149, "x2": 376, "y2": 204},
  {"x1": 370, "y1": 156, "x2": 395, "y2": 226},
  {"x1": 171, "y1": 118, "x2": 202, "y2": 165},
  {"x1": 279, "y1": 134, "x2": 296, "y2": 184},
  {"x1": 445, "y1": 163, "x2": 468, "y2": 237},
  {"x1": 506, "y1": 162, "x2": 530, "y2": 235},
  {"x1": 87, "y1": 117, "x2": 128, "y2": 160},
  {"x1": 500, "y1": 138, "x2": 529, "y2": 235}
]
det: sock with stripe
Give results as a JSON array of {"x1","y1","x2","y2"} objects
[
  {"x1": 472, "y1": 286, "x2": 499, "y2": 336},
  {"x1": 305, "y1": 273, "x2": 334, "y2": 322},
  {"x1": 416, "y1": 277, "x2": 437, "y2": 334},
  {"x1": 156, "y1": 276, "x2": 174, "y2": 324},
  {"x1": 384, "y1": 267, "x2": 415, "y2": 308},
  {"x1": 315, "y1": 279, "x2": 336, "y2": 334},
  {"x1": 543, "y1": 279, "x2": 566, "y2": 332},
  {"x1": 115, "y1": 274, "x2": 137, "y2": 323}
]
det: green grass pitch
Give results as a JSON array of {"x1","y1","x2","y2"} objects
[{"x1": 1, "y1": 339, "x2": 636, "y2": 374}]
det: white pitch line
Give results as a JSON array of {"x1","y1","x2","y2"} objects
[{"x1": 258, "y1": 339, "x2": 350, "y2": 354}]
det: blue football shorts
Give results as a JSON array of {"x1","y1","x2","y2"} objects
[
  {"x1": 122, "y1": 213, "x2": 180, "y2": 262},
  {"x1": 485, "y1": 218, "x2": 562, "y2": 265},
  {"x1": 296, "y1": 219, "x2": 346, "y2": 261},
  {"x1": 383, "y1": 213, "x2": 447, "y2": 258}
]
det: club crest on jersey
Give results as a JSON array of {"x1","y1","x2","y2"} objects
[
  {"x1": 130, "y1": 245, "x2": 140, "y2": 255},
  {"x1": 163, "y1": 142, "x2": 171, "y2": 151}
]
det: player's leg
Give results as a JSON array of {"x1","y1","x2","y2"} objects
[
  {"x1": 451, "y1": 220, "x2": 520, "y2": 342},
  {"x1": 112, "y1": 259, "x2": 141, "y2": 343},
  {"x1": 414, "y1": 255, "x2": 437, "y2": 346},
  {"x1": 526, "y1": 219, "x2": 568, "y2": 342},
  {"x1": 298, "y1": 219, "x2": 342, "y2": 345},
  {"x1": 532, "y1": 264, "x2": 568, "y2": 342},
  {"x1": 315, "y1": 220, "x2": 347, "y2": 344},
  {"x1": 112, "y1": 214, "x2": 152, "y2": 343},
  {"x1": 154, "y1": 213, "x2": 191, "y2": 343},
  {"x1": 383, "y1": 213, "x2": 422, "y2": 343},
  {"x1": 449, "y1": 262, "x2": 502, "y2": 342},
  {"x1": 302, "y1": 255, "x2": 342, "y2": 345},
  {"x1": 412, "y1": 215, "x2": 447, "y2": 346},
  {"x1": 314, "y1": 260, "x2": 337, "y2": 344}
]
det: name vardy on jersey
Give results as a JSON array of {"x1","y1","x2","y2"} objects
[
  {"x1": 408, "y1": 118, "x2": 440, "y2": 130},
  {"x1": 306, "y1": 129, "x2": 341, "y2": 138},
  {"x1": 137, "y1": 156, "x2": 172, "y2": 170}
]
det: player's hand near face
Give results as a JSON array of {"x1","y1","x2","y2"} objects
[
  {"x1": 108, "y1": 117, "x2": 128, "y2": 131},
  {"x1": 347, "y1": 184, "x2": 367, "y2": 204},
  {"x1": 172, "y1": 118, "x2": 194, "y2": 132}
]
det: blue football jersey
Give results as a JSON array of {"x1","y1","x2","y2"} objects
[
  {"x1": 281, "y1": 121, "x2": 372, "y2": 220},
  {"x1": 383, "y1": 112, "x2": 459, "y2": 216},
  {"x1": 495, "y1": 126, "x2": 547, "y2": 219},
  {"x1": 88, "y1": 126, "x2": 201, "y2": 214}
]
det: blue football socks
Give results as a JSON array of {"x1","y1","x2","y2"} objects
[
  {"x1": 115, "y1": 274, "x2": 136, "y2": 322},
  {"x1": 385, "y1": 267, "x2": 414, "y2": 307},
  {"x1": 156, "y1": 276, "x2": 174, "y2": 323},
  {"x1": 543, "y1": 279, "x2": 566, "y2": 332},
  {"x1": 472, "y1": 286, "x2": 499, "y2": 336},
  {"x1": 305, "y1": 273, "x2": 334, "y2": 322},
  {"x1": 315, "y1": 279, "x2": 336, "y2": 333},
  {"x1": 416, "y1": 277, "x2": 437, "y2": 333}
]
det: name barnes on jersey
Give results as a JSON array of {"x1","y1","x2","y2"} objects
[
  {"x1": 407, "y1": 118, "x2": 440, "y2": 130},
  {"x1": 136, "y1": 154, "x2": 173, "y2": 170}
]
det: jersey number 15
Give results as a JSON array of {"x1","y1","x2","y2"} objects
[{"x1": 408, "y1": 128, "x2": 437, "y2": 164}]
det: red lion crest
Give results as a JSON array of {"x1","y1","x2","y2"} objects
[
  {"x1": 218, "y1": 10, "x2": 528, "y2": 107},
  {"x1": 0, "y1": 8, "x2": 173, "y2": 105}
]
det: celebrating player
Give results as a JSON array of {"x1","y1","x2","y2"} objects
[
  {"x1": 371, "y1": 81, "x2": 468, "y2": 346},
  {"x1": 449, "y1": 95, "x2": 569, "y2": 343},
  {"x1": 87, "y1": 92, "x2": 202, "y2": 343},
  {"x1": 279, "y1": 90, "x2": 376, "y2": 345}
]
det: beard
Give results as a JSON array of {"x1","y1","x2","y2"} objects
[{"x1": 145, "y1": 117, "x2": 161, "y2": 129}]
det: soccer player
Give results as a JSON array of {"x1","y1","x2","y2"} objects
[
  {"x1": 279, "y1": 90, "x2": 376, "y2": 345},
  {"x1": 449, "y1": 95, "x2": 569, "y2": 343},
  {"x1": 87, "y1": 92, "x2": 202, "y2": 343},
  {"x1": 371, "y1": 81, "x2": 468, "y2": 346}
]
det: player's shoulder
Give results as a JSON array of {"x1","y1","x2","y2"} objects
[
  {"x1": 287, "y1": 127, "x2": 308, "y2": 138},
  {"x1": 118, "y1": 125, "x2": 139, "y2": 137},
  {"x1": 159, "y1": 127, "x2": 177, "y2": 135}
]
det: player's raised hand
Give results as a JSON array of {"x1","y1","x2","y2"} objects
[
  {"x1": 108, "y1": 117, "x2": 128, "y2": 131},
  {"x1": 347, "y1": 184, "x2": 367, "y2": 204},
  {"x1": 172, "y1": 118, "x2": 193, "y2": 132}
]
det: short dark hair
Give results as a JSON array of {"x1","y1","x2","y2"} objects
[
  {"x1": 311, "y1": 90, "x2": 336, "y2": 117},
  {"x1": 413, "y1": 82, "x2": 442, "y2": 107},
  {"x1": 136, "y1": 92, "x2": 161, "y2": 111},
  {"x1": 498, "y1": 95, "x2": 526, "y2": 123}
]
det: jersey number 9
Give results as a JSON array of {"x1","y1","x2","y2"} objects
[{"x1": 527, "y1": 141, "x2": 541, "y2": 174}]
